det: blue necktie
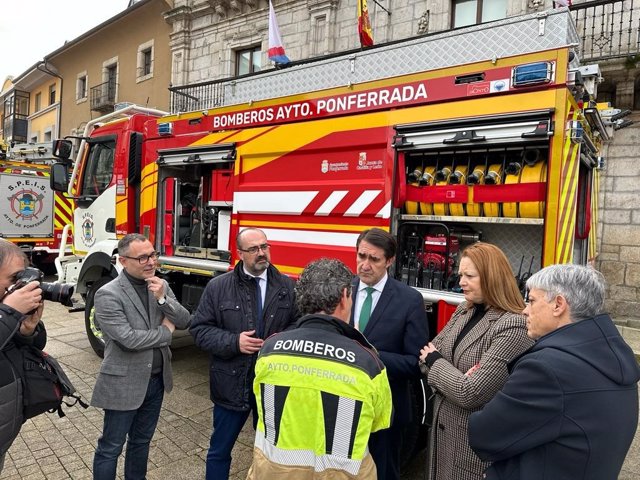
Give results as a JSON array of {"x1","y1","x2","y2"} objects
[
  {"x1": 359, "y1": 287, "x2": 376, "y2": 331},
  {"x1": 255, "y1": 277, "x2": 263, "y2": 338}
]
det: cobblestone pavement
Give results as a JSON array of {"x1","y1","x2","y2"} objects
[{"x1": 2, "y1": 301, "x2": 638, "y2": 479}]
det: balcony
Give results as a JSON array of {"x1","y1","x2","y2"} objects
[
  {"x1": 571, "y1": 0, "x2": 640, "y2": 62},
  {"x1": 169, "y1": 80, "x2": 225, "y2": 113},
  {"x1": 90, "y1": 81, "x2": 118, "y2": 113}
]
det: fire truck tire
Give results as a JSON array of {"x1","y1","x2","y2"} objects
[
  {"x1": 401, "y1": 378, "x2": 431, "y2": 471},
  {"x1": 84, "y1": 276, "x2": 114, "y2": 358}
]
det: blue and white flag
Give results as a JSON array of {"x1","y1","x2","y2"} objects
[{"x1": 268, "y1": 0, "x2": 290, "y2": 64}]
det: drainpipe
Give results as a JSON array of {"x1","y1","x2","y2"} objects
[{"x1": 36, "y1": 61, "x2": 63, "y2": 140}]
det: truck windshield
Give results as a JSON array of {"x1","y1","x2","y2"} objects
[{"x1": 80, "y1": 140, "x2": 115, "y2": 196}]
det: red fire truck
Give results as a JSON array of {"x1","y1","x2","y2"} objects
[
  {"x1": 50, "y1": 8, "x2": 613, "y2": 462},
  {"x1": 0, "y1": 141, "x2": 73, "y2": 270}
]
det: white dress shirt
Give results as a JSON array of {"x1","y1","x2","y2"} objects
[
  {"x1": 244, "y1": 267, "x2": 267, "y2": 306},
  {"x1": 354, "y1": 273, "x2": 388, "y2": 331}
]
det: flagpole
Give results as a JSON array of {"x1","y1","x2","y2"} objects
[{"x1": 370, "y1": 0, "x2": 391, "y2": 16}]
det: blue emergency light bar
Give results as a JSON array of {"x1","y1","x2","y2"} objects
[
  {"x1": 158, "y1": 122, "x2": 173, "y2": 136},
  {"x1": 512, "y1": 62, "x2": 554, "y2": 87}
]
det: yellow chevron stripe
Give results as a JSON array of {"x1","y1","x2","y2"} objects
[
  {"x1": 54, "y1": 197, "x2": 74, "y2": 217},
  {"x1": 555, "y1": 137, "x2": 579, "y2": 263}
]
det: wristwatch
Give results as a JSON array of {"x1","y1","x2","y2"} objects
[{"x1": 157, "y1": 296, "x2": 166, "y2": 306}]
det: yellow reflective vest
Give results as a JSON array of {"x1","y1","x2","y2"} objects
[{"x1": 248, "y1": 314, "x2": 393, "y2": 479}]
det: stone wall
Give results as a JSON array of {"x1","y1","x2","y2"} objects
[{"x1": 597, "y1": 113, "x2": 640, "y2": 316}]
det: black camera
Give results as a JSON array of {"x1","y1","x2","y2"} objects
[{"x1": 11, "y1": 267, "x2": 75, "y2": 307}]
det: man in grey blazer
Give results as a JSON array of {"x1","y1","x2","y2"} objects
[{"x1": 92, "y1": 233, "x2": 190, "y2": 480}]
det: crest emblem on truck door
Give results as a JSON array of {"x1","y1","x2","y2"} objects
[
  {"x1": 81, "y1": 213, "x2": 96, "y2": 247},
  {"x1": 9, "y1": 189, "x2": 45, "y2": 219}
]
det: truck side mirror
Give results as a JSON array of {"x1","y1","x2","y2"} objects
[
  {"x1": 50, "y1": 162, "x2": 70, "y2": 192},
  {"x1": 52, "y1": 139, "x2": 73, "y2": 160}
]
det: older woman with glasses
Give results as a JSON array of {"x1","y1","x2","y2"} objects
[{"x1": 419, "y1": 242, "x2": 534, "y2": 480}]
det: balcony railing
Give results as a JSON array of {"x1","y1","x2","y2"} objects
[
  {"x1": 168, "y1": 0, "x2": 640, "y2": 113},
  {"x1": 90, "y1": 81, "x2": 118, "y2": 113},
  {"x1": 571, "y1": 0, "x2": 640, "y2": 61},
  {"x1": 169, "y1": 81, "x2": 225, "y2": 113}
]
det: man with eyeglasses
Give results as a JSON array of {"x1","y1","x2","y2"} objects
[
  {"x1": 190, "y1": 227, "x2": 299, "y2": 480},
  {"x1": 92, "y1": 233, "x2": 190, "y2": 480}
]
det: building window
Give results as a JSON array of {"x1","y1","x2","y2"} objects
[
  {"x1": 106, "y1": 64, "x2": 118, "y2": 102},
  {"x1": 452, "y1": 0, "x2": 507, "y2": 28},
  {"x1": 44, "y1": 130, "x2": 52, "y2": 142},
  {"x1": 77, "y1": 74, "x2": 88, "y2": 101},
  {"x1": 137, "y1": 40, "x2": 154, "y2": 82},
  {"x1": 236, "y1": 46, "x2": 261, "y2": 76},
  {"x1": 49, "y1": 84, "x2": 56, "y2": 105},
  {"x1": 142, "y1": 49, "x2": 152, "y2": 75},
  {"x1": 35, "y1": 93, "x2": 42, "y2": 112},
  {"x1": 30, "y1": 134, "x2": 39, "y2": 143}
]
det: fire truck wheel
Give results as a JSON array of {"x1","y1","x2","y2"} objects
[
  {"x1": 400, "y1": 378, "x2": 431, "y2": 471},
  {"x1": 84, "y1": 276, "x2": 113, "y2": 358}
]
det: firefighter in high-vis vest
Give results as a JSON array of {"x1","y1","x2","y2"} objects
[{"x1": 247, "y1": 258, "x2": 393, "y2": 479}]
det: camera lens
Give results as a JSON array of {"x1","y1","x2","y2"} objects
[{"x1": 41, "y1": 282, "x2": 75, "y2": 307}]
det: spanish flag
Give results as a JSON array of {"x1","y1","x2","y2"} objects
[{"x1": 358, "y1": 0, "x2": 373, "y2": 47}]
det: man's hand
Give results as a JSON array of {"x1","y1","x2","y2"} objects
[
  {"x1": 239, "y1": 330, "x2": 264, "y2": 354},
  {"x1": 161, "y1": 317, "x2": 176, "y2": 333},
  {"x1": 19, "y1": 302, "x2": 44, "y2": 336},
  {"x1": 146, "y1": 276, "x2": 166, "y2": 300},
  {"x1": 2, "y1": 281, "x2": 42, "y2": 315}
]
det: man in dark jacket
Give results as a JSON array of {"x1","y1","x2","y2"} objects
[
  {"x1": 351, "y1": 228, "x2": 428, "y2": 480},
  {"x1": 0, "y1": 240, "x2": 46, "y2": 474},
  {"x1": 469, "y1": 264, "x2": 640, "y2": 480},
  {"x1": 190, "y1": 228, "x2": 299, "y2": 480}
]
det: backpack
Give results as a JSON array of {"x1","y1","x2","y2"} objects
[{"x1": 19, "y1": 344, "x2": 89, "y2": 419}]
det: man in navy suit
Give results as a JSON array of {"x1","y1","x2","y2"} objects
[{"x1": 351, "y1": 228, "x2": 428, "y2": 480}]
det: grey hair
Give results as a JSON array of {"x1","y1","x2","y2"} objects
[
  {"x1": 0, "y1": 239, "x2": 27, "y2": 268},
  {"x1": 295, "y1": 258, "x2": 353, "y2": 316},
  {"x1": 117, "y1": 233, "x2": 149, "y2": 256},
  {"x1": 526, "y1": 264, "x2": 605, "y2": 321}
]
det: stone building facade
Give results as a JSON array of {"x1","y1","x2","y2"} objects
[
  {"x1": 163, "y1": 0, "x2": 538, "y2": 87},
  {"x1": 597, "y1": 118, "x2": 640, "y2": 317}
]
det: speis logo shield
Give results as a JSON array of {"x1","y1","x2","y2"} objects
[
  {"x1": 321, "y1": 160, "x2": 329, "y2": 174},
  {"x1": 8, "y1": 189, "x2": 45, "y2": 220},
  {"x1": 81, "y1": 213, "x2": 96, "y2": 247}
]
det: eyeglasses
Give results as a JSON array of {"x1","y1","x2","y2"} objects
[
  {"x1": 121, "y1": 251, "x2": 160, "y2": 264},
  {"x1": 238, "y1": 243, "x2": 271, "y2": 255}
]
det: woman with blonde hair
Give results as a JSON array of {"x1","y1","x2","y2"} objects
[{"x1": 419, "y1": 242, "x2": 533, "y2": 480}]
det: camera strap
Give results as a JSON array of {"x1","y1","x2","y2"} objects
[{"x1": 0, "y1": 318, "x2": 20, "y2": 351}]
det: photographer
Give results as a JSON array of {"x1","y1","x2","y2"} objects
[{"x1": 0, "y1": 239, "x2": 45, "y2": 474}]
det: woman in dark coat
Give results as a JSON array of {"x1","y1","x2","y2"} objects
[{"x1": 419, "y1": 242, "x2": 533, "y2": 480}]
